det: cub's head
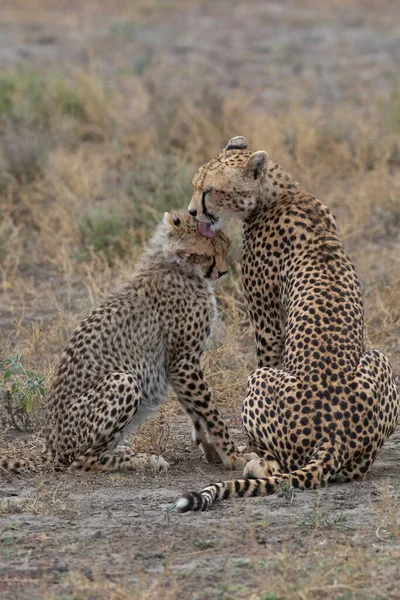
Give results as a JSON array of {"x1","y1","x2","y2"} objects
[
  {"x1": 188, "y1": 136, "x2": 268, "y2": 235},
  {"x1": 162, "y1": 210, "x2": 230, "y2": 281}
]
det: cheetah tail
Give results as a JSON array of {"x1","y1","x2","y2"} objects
[
  {"x1": 176, "y1": 441, "x2": 343, "y2": 512},
  {"x1": 176, "y1": 476, "x2": 284, "y2": 512}
]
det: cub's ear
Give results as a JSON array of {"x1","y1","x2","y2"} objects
[
  {"x1": 163, "y1": 212, "x2": 181, "y2": 228},
  {"x1": 224, "y1": 136, "x2": 249, "y2": 151},
  {"x1": 246, "y1": 151, "x2": 268, "y2": 180}
]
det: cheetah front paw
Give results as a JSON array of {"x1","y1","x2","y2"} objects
[{"x1": 200, "y1": 442, "x2": 222, "y2": 464}]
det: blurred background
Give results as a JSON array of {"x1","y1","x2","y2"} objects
[{"x1": 0, "y1": 0, "x2": 399, "y2": 404}]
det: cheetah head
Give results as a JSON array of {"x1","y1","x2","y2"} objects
[
  {"x1": 188, "y1": 136, "x2": 268, "y2": 235},
  {"x1": 163, "y1": 210, "x2": 230, "y2": 281}
]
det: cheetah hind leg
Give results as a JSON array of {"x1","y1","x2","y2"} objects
[
  {"x1": 241, "y1": 367, "x2": 302, "y2": 473},
  {"x1": 339, "y1": 349, "x2": 399, "y2": 482},
  {"x1": 67, "y1": 371, "x2": 170, "y2": 473}
]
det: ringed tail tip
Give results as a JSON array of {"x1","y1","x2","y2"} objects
[{"x1": 176, "y1": 492, "x2": 203, "y2": 513}]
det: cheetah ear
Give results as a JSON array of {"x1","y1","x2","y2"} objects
[
  {"x1": 224, "y1": 136, "x2": 249, "y2": 151},
  {"x1": 163, "y1": 212, "x2": 181, "y2": 228},
  {"x1": 246, "y1": 151, "x2": 268, "y2": 180}
]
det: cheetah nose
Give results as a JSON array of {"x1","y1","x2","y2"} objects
[
  {"x1": 188, "y1": 209, "x2": 197, "y2": 217},
  {"x1": 218, "y1": 270, "x2": 227, "y2": 278}
]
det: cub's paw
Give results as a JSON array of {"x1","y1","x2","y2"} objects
[{"x1": 223, "y1": 452, "x2": 259, "y2": 470}]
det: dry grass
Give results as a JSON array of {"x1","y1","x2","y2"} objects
[
  {"x1": 1, "y1": 67, "x2": 399, "y2": 391},
  {"x1": 1, "y1": 83, "x2": 399, "y2": 313},
  {"x1": 33, "y1": 543, "x2": 398, "y2": 600}
]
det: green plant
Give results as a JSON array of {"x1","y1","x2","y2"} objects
[
  {"x1": 0, "y1": 68, "x2": 94, "y2": 127},
  {"x1": 297, "y1": 511, "x2": 348, "y2": 529},
  {"x1": 1, "y1": 123, "x2": 48, "y2": 183},
  {"x1": 386, "y1": 87, "x2": 400, "y2": 134},
  {"x1": 125, "y1": 154, "x2": 193, "y2": 229},
  {"x1": 0, "y1": 354, "x2": 45, "y2": 431},
  {"x1": 78, "y1": 206, "x2": 133, "y2": 264},
  {"x1": 193, "y1": 538, "x2": 217, "y2": 549},
  {"x1": 109, "y1": 22, "x2": 138, "y2": 39},
  {"x1": 0, "y1": 69, "x2": 47, "y2": 123},
  {"x1": 337, "y1": 592, "x2": 353, "y2": 600},
  {"x1": 0, "y1": 217, "x2": 15, "y2": 263},
  {"x1": 277, "y1": 478, "x2": 296, "y2": 502},
  {"x1": 0, "y1": 75, "x2": 16, "y2": 114},
  {"x1": 133, "y1": 51, "x2": 153, "y2": 75}
]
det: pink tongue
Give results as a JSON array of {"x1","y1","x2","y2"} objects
[{"x1": 197, "y1": 221, "x2": 217, "y2": 239}]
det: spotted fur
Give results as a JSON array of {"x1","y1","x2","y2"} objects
[
  {"x1": 178, "y1": 137, "x2": 399, "y2": 512},
  {"x1": 1, "y1": 211, "x2": 251, "y2": 474}
]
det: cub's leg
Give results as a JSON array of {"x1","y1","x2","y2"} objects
[
  {"x1": 54, "y1": 372, "x2": 169, "y2": 472},
  {"x1": 340, "y1": 349, "x2": 399, "y2": 481},
  {"x1": 169, "y1": 358, "x2": 255, "y2": 469}
]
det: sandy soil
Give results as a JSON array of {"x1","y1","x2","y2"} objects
[{"x1": 1, "y1": 421, "x2": 399, "y2": 599}]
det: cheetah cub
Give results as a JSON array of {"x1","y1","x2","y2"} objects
[{"x1": 1, "y1": 211, "x2": 250, "y2": 474}]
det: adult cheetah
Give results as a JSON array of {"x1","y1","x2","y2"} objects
[
  {"x1": 176, "y1": 136, "x2": 399, "y2": 512},
  {"x1": 1, "y1": 211, "x2": 251, "y2": 474}
]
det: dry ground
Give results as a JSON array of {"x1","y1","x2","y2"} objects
[{"x1": 0, "y1": 1, "x2": 399, "y2": 598}]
